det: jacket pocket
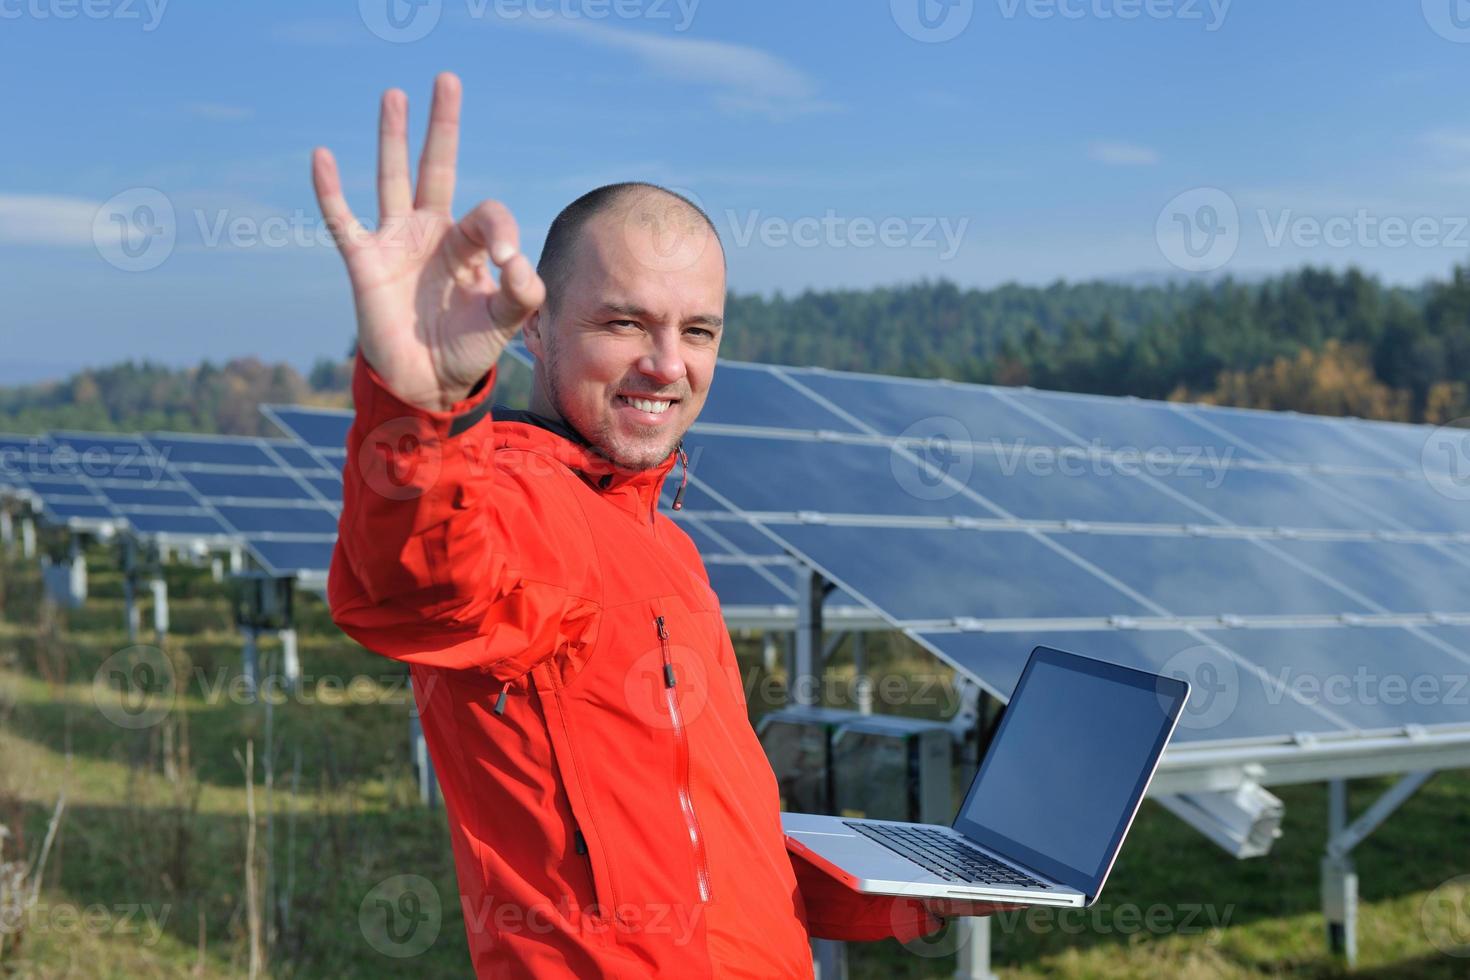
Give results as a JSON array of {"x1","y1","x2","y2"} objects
[{"x1": 533, "y1": 663, "x2": 618, "y2": 921}]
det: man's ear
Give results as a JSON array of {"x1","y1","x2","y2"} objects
[{"x1": 523, "y1": 308, "x2": 545, "y2": 359}]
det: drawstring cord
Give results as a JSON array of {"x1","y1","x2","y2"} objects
[{"x1": 672, "y1": 444, "x2": 689, "y2": 511}]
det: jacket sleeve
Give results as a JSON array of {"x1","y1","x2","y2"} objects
[
  {"x1": 790, "y1": 849, "x2": 943, "y2": 943},
  {"x1": 327, "y1": 350, "x2": 599, "y2": 678}
]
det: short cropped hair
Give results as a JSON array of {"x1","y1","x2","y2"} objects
[{"x1": 535, "y1": 182, "x2": 721, "y2": 313}]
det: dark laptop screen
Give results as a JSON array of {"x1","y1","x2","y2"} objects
[{"x1": 952, "y1": 647, "x2": 1187, "y2": 897}]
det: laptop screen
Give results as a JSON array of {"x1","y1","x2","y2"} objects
[{"x1": 952, "y1": 646, "x2": 1188, "y2": 897}]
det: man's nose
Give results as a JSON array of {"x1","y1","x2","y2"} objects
[{"x1": 636, "y1": 333, "x2": 687, "y2": 387}]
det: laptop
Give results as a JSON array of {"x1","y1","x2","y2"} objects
[{"x1": 783, "y1": 646, "x2": 1189, "y2": 909}]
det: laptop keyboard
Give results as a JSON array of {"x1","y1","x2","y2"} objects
[{"x1": 845, "y1": 822, "x2": 1045, "y2": 888}]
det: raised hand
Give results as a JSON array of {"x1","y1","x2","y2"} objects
[{"x1": 311, "y1": 72, "x2": 544, "y2": 412}]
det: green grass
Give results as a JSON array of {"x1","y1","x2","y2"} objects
[{"x1": 0, "y1": 544, "x2": 1466, "y2": 978}]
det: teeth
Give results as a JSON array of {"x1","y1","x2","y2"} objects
[{"x1": 625, "y1": 397, "x2": 671, "y2": 415}]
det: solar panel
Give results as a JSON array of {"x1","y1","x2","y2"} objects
[
  {"x1": 697, "y1": 363, "x2": 864, "y2": 433},
  {"x1": 146, "y1": 434, "x2": 280, "y2": 468},
  {"x1": 962, "y1": 448, "x2": 1212, "y2": 525},
  {"x1": 245, "y1": 537, "x2": 337, "y2": 578},
  {"x1": 263, "y1": 350, "x2": 1470, "y2": 755},
  {"x1": 1002, "y1": 388, "x2": 1260, "y2": 464},
  {"x1": 1269, "y1": 539, "x2": 1470, "y2": 614},
  {"x1": 262, "y1": 405, "x2": 352, "y2": 451},
  {"x1": 767, "y1": 524, "x2": 1153, "y2": 622},
  {"x1": 784, "y1": 367, "x2": 1066, "y2": 446},
  {"x1": 1180, "y1": 405, "x2": 1407, "y2": 470},
  {"x1": 683, "y1": 432, "x2": 994, "y2": 519},
  {"x1": 916, "y1": 629, "x2": 1353, "y2": 744}
]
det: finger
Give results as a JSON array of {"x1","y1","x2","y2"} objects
[
  {"x1": 414, "y1": 72, "x2": 461, "y2": 214},
  {"x1": 451, "y1": 199, "x2": 521, "y2": 268},
  {"x1": 487, "y1": 253, "x2": 546, "y2": 332},
  {"x1": 311, "y1": 147, "x2": 368, "y2": 256},
  {"x1": 377, "y1": 88, "x2": 413, "y2": 224}
]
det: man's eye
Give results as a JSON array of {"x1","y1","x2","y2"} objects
[
  {"x1": 609, "y1": 320, "x2": 639, "y2": 329},
  {"x1": 687, "y1": 328, "x2": 714, "y2": 340}
]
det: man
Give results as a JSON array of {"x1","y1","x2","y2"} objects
[{"x1": 315, "y1": 72, "x2": 1007, "y2": 977}]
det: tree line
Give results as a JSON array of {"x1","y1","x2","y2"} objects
[{"x1": 2, "y1": 264, "x2": 1466, "y2": 436}]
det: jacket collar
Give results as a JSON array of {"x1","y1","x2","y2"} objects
[{"x1": 489, "y1": 406, "x2": 684, "y2": 522}]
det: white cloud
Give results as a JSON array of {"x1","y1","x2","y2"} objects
[
  {"x1": 1088, "y1": 140, "x2": 1160, "y2": 167},
  {"x1": 1422, "y1": 128, "x2": 1470, "y2": 156},
  {"x1": 0, "y1": 194, "x2": 98, "y2": 246},
  {"x1": 509, "y1": 19, "x2": 837, "y2": 120}
]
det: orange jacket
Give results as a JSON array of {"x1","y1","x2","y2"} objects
[{"x1": 328, "y1": 352, "x2": 937, "y2": 977}]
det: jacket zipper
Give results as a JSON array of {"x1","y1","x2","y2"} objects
[
  {"x1": 656, "y1": 614, "x2": 712, "y2": 902},
  {"x1": 572, "y1": 826, "x2": 600, "y2": 907}
]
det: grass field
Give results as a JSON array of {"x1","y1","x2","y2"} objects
[{"x1": 0, "y1": 545, "x2": 1466, "y2": 978}]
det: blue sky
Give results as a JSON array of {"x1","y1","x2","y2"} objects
[{"x1": 3, "y1": 0, "x2": 1469, "y2": 382}]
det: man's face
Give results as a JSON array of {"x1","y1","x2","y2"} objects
[{"x1": 525, "y1": 197, "x2": 725, "y2": 471}]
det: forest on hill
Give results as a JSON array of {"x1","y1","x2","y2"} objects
[{"x1": 2, "y1": 264, "x2": 1467, "y2": 436}]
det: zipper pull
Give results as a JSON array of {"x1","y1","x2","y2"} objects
[
  {"x1": 671, "y1": 444, "x2": 689, "y2": 511},
  {"x1": 494, "y1": 686, "x2": 509, "y2": 715},
  {"x1": 656, "y1": 615, "x2": 676, "y2": 687},
  {"x1": 574, "y1": 829, "x2": 588, "y2": 855}
]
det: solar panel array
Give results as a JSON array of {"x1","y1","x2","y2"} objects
[
  {"x1": 672, "y1": 360, "x2": 1470, "y2": 749},
  {"x1": 0, "y1": 429, "x2": 341, "y2": 580},
  {"x1": 9, "y1": 350, "x2": 1469, "y2": 754}
]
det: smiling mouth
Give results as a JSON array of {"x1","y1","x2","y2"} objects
[{"x1": 616, "y1": 394, "x2": 679, "y2": 416}]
